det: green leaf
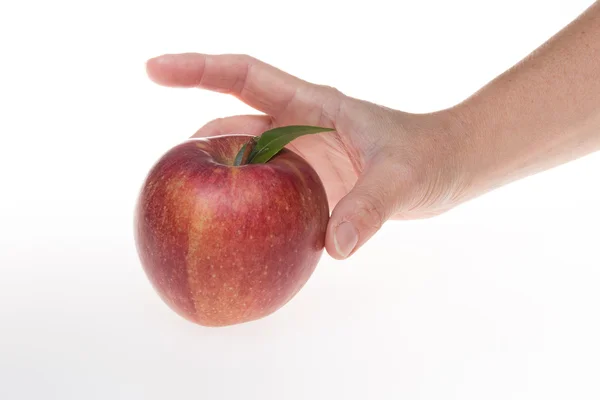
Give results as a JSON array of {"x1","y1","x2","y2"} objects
[
  {"x1": 248, "y1": 125, "x2": 335, "y2": 164},
  {"x1": 233, "y1": 136, "x2": 260, "y2": 166},
  {"x1": 246, "y1": 136, "x2": 261, "y2": 161},
  {"x1": 232, "y1": 143, "x2": 249, "y2": 166}
]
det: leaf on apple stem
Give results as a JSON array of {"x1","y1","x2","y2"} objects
[
  {"x1": 232, "y1": 136, "x2": 259, "y2": 166},
  {"x1": 232, "y1": 143, "x2": 248, "y2": 166},
  {"x1": 233, "y1": 142, "x2": 252, "y2": 166},
  {"x1": 247, "y1": 125, "x2": 335, "y2": 164}
]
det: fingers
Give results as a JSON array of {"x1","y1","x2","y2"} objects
[
  {"x1": 325, "y1": 161, "x2": 404, "y2": 260},
  {"x1": 191, "y1": 115, "x2": 272, "y2": 138},
  {"x1": 146, "y1": 53, "x2": 342, "y2": 124}
]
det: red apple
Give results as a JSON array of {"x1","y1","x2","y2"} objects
[{"x1": 134, "y1": 133, "x2": 330, "y2": 327}]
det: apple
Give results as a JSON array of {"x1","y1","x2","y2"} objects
[{"x1": 134, "y1": 127, "x2": 331, "y2": 327}]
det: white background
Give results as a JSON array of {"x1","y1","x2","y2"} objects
[{"x1": 1, "y1": 1, "x2": 599, "y2": 399}]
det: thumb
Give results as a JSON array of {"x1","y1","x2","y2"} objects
[{"x1": 325, "y1": 161, "x2": 402, "y2": 260}]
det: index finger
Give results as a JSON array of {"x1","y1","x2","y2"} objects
[{"x1": 146, "y1": 53, "x2": 332, "y2": 122}]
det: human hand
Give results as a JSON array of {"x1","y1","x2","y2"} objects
[{"x1": 146, "y1": 53, "x2": 471, "y2": 259}]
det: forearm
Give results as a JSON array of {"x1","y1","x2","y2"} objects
[{"x1": 455, "y1": 1, "x2": 600, "y2": 198}]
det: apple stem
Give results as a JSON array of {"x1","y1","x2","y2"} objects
[
  {"x1": 232, "y1": 138, "x2": 257, "y2": 166},
  {"x1": 232, "y1": 126, "x2": 334, "y2": 166}
]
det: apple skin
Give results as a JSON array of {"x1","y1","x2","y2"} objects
[{"x1": 134, "y1": 134, "x2": 329, "y2": 327}]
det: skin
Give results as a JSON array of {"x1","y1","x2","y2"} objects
[
  {"x1": 146, "y1": 1, "x2": 600, "y2": 260},
  {"x1": 135, "y1": 136, "x2": 329, "y2": 326}
]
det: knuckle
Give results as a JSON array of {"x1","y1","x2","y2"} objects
[
  {"x1": 354, "y1": 194, "x2": 387, "y2": 231},
  {"x1": 315, "y1": 85, "x2": 346, "y2": 125},
  {"x1": 317, "y1": 84, "x2": 344, "y2": 98},
  {"x1": 235, "y1": 53, "x2": 258, "y2": 65}
]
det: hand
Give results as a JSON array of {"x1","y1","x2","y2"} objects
[{"x1": 146, "y1": 53, "x2": 470, "y2": 259}]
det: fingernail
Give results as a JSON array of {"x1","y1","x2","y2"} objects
[{"x1": 334, "y1": 221, "x2": 359, "y2": 258}]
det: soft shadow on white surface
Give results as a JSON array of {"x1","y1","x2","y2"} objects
[
  {"x1": 1, "y1": 0, "x2": 599, "y2": 399},
  {"x1": 2, "y1": 166, "x2": 599, "y2": 399}
]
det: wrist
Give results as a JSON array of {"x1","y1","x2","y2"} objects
[
  {"x1": 411, "y1": 102, "x2": 494, "y2": 212},
  {"x1": 441, "y1": 102, "x2": 488, "y2": 205},
  {"x1": 445, "y1": 94, "x2": 536, "y2": 206},
  {"x1": 386, "y1": 107, "x2": 480, "y2": 218}
]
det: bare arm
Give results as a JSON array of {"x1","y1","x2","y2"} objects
[
  {"x1": 146, "y1": 2, "x2": 600, "y2": 259},
  {"x1": 455, "y1": 1, "x2": 600, "y2": 199}
]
